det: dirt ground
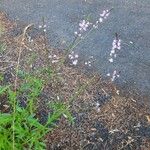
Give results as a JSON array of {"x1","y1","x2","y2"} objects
[{"x1": 1, "y1": 11, "x2": 150, "y2": 150}]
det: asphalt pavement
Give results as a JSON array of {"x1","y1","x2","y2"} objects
[{"x1": 0, "y1": 0, "x2": 150, "y2": 96}]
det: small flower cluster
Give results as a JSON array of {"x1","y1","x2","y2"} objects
[
  {"x1": 74, "y1": 9, "x2": 111, "y2": 37},
  {"x1": 74, "y1": 20, "x2": 91, "y2": 37},
  {"x1": 79, "y1": 20, "x2": 91, "y2": 32},
  {"x1": 48, "y1": 54, "x2": 59, "y2": 63},
  {"x1": 109, "y1": 38, "x2": 121, "y2": 62},
  {"x1": 85, "y1": 61, "x2": 92, "y2": 67},
  {"x1": 107, "y1": 35, "x2": 121, "y2": 82},
  {"x1": 93, "y1": 9, "x2": 110, "y2": 29},
  {"x1": 107, "y1": 70, "x2": 120, "y2": 82},
  {"x1": 84, "y1": 56, "x2": 95, "y2": 67},
  {"x1": 100, "y1": 10, "x2": 110, "y2": 18},
  {"x1": 68, "y1": 51, "x2": 79, "y2": 66},
  {"x1": 39, "y1": 24, "x2": 47, "y2": 32}
]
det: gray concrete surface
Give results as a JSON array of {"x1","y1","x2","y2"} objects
[{"x1": 0, "y1": 0, "x2": 150, "y2": 96}]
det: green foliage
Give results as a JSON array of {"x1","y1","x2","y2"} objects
[
  {"x1": 39, "y1": 66, "x2": 53, "y2": 78},
  {"x1": 19, "y1": 75, "x2": 43, "y2": 114},
  {"x1": 17, "y1": 70, "x2": 28, "y2": 79},
  {"x1": 46, "y1": 102, "x2": 74, "y2": 127},
  {"x1": 0, "y1": 42, "x2": 6, "y2": 55},
  {"x1": 0, "y1": 74, "x2": 73, "y2": 150},
  {"x1": 0, "y1": 85, "x2": 9, "y2": 95},
  {"x1": 26, "y1": 51, "x2": 38, "y2": 66},
  {"x1": 0, "y1": 73, "x2": 4, "y2": 81},
  {"x1": 0, "y1": 23, "x2": 4, "y2": 37}
]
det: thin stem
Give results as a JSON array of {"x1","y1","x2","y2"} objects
[
  {"x1": 59, "y1": 26, "x2": 95, "y2": 65},
  {"x1": 13, "y1": 24, "x2": 33, "y2": 150},
  {"x1": 65, "y1": 8, "x2": 113, "y2": 54}
]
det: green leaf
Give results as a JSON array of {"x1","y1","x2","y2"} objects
[
  {"x1": 16, "y1": 106, "x2": 24, "y2": 113},
  {"x1": 0, "y1": 73, "x2": 4, "y2": 81},
  {"x1": 17, "y1": 70, "x2": 28, "y2": 79},
  {"x1": 8, "y1": 89, "x2": 16, "y2": 105},
  {"x1": 63, "y1": 110, "x2": 74, "y2": 124},
  {"x1": 0, "y1": 113, "x2": 12, "y2": 125},
  {"x1": 0, "y1": 85, "x2": 9, "y2": 95},
  {"x1": 27, "y1": 115, "x2": 44, "y2": 129}
]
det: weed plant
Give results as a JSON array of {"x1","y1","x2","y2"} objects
[
  {"x1": 0, "y1": 72, "x2": 73, "y2": 149},
  {"x1": 0, "y1": 9, "x2": 109, "y2": 149}
]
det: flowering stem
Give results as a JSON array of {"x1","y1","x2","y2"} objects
[
  {"x1": 66, "y1": 8, "x2": 113, "y2": 53},
  {"x1": 59, "y1": 8, "x2": 113, "y2": 66},
  {"x1": 59, "y1": 27, "x2": 95, "y2": 66}
]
